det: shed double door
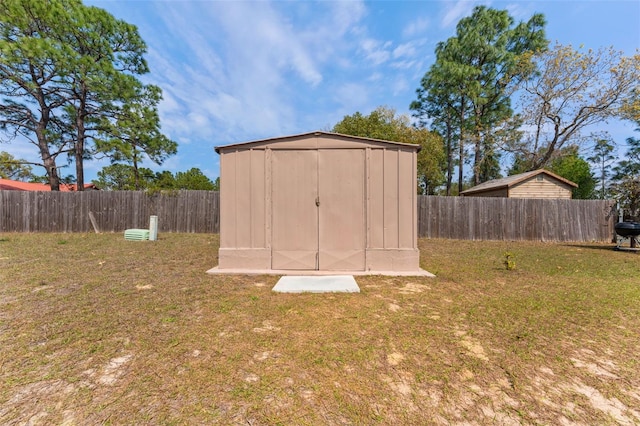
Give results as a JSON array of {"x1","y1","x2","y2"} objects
[{"x1": 272, "y1": 149, "x2": 365, "y2": 270}]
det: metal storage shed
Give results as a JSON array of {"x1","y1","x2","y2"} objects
[{"x1": 210, "y1": 131, "x2": 428, "y2": 275}]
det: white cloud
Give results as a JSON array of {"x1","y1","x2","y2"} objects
[
  {"x1": 368, "y1": 72, "x2": 384, "y2": 82},
  {"x1": 158, "y1": 90, "x2": 180, "y2": 115},
  {"x1": 391, "y1": 60, "x2": 418, "y2": 70},
  {"x1": 361, "y1": 39, "x2": 392, "y2": 65},
  {"x1": 214, "y1": 2, "x2": 323, "y2": 86},
  {"x1": 393, "y1": 42, "x2": 418, "y2": 59},
  {"x1": 403, "y1": 16, "x2": 430, "y2": 38},
  {"x1": 441, "y1": 0, "x2": 477, "y2": 28},
  {"x1": 327, "y1": 0, "x2": 367, "y2": 34},
  {"x1": 135, "y1": 3, "x2": 289, "y2": 143},
  {"x1": 505, "y1": 3, "x2": 534, "y2": 20}
]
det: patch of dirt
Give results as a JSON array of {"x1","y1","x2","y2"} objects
[
  {"x1": 380, "y1": 372, "x2": 417, "y2": 411},
  {"x1": 253, "y1": 351, "x2": 280, "y2": 361},
  {"x1": 97, "y1": 354, "x2": 133, "y2": 385},
  {"x1": 0, "y1": 295, "x2": 19, "y2": 306},
  {"x1": 387, "y1": 303, "x2": 401, "y2": 312},
  {"x1": 571, "y1": 380, "x2": 637, "y2": 425},
  {"x1": 244, "y1": 373, "x2": 260, "y2": 383},
  {"x1": 252, "y1": 320, "x2": 281, "y2": 333},
  {"x1": 571, "y1": 357, "x2": 619, "y2": 379},
  {"x1": 455, "y1": 330, "x2": 489, "y2": 361},
  {"x1": 299, "y1": 389, "x2": 314, "y2": 401},
  {"x1": 398, "y1": 282, "x2": 431, "y2": 294},
  {"x1": 386, "y1": 352, "x2": 405, "y2": 366},
  {"x1": 135, "y1": 284, "x2": 153, "y2": 290},
  {"x1": 0, "y1": 380, "x2": 76, "y2": 424}
]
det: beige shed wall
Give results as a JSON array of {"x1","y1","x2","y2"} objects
[
  {"x1": 365, "y1": 147, "x2": 418, "y2": 271},
  {"x1": 367, "y1": 148, "x2": 416, "y2": 249},
  {"x1": 218, "y1": 148, "x2": 270, "y2": 269},
  {"x1": 509, "y1": 176, "x2": 573, "y2": 199},
  {"x1": 466, "y1": 188, "x2": 509, "y2": 197},
  {"x1": 217, "y1": 134, "x2": 420, "y2": 272}
]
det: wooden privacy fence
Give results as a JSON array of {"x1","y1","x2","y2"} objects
[
  {"x1": 1, "y1": 191, "x2": 616, "y2": 242},
  {"x1": 418, "y1": 196, "x2": 616, "y2": 242},
  {"x1": 0, "y1": 190, "x2": 219, "y2": 233}
]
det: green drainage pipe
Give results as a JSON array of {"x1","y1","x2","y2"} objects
[{"x1": 124, "y1": 229, "x2": 150, "y2": 241}]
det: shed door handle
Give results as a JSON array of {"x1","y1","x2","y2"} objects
[{"x1": 315, "y1": 197, "x2": 320, "y2": 207}]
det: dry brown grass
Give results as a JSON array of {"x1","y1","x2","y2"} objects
[{"x1": 1, "y1": 233, "x2": 639, "y2": 425}]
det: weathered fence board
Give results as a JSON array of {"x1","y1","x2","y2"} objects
[
  {"x1": 0, "y1": 191, "x2": 615, "y2": 242},
  {"x1": 0, "y1": 190, "x2": 220, "y2": 234},
  {"x1": 417, "y1": 196, "x2": 617, "y2": 242}
]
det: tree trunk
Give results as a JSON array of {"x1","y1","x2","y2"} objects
[
  {"x1": 35, "y1": 120, "x2": 60, "y2": 191},
  {"x1": 445, "y1": 113, "x2": 453, "y2": 196},
  {"x1": 473, "y1": 112, "x2": 482, "y2": 186},
  {"x1": 75, "y1": 107, "x2": 86, "y2": 191},
  {"x1": 473, "y1": 138, "x2": 481, "y2": 186},
  {"x1": 473, "y1": 128, "x2": 482, "y2": 186},
  {"x1": 133, "y1": 150, "x2": 140, "y2": 190},
  {"x1": 458, "y1": 99, "x2": 466, "y2": 195},
  {"x1": 33, "y1": 82, "x2": 61, "y2": 191},
  {"x1": 44, "y1": 155, "x2": 60, "y2": 191},
  {"x1": 74, "y1": 84, "x2": 88, "y2": 191}
]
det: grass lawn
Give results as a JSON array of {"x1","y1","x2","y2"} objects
[{"x1": 1, "y1": 233, "x2": 639, "y2": 425}]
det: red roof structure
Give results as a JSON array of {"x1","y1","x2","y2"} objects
[{"x1": 0, "y1": 178, "x2": 98, "y2": 191}]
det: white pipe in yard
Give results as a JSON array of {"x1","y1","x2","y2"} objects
[{"x1": 149, "y1": 215, "x2": 158, "y2": 241}]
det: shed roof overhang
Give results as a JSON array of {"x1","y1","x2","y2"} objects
[{"x1": 214, "y1": 131, "x2": 422, "y2": 154}]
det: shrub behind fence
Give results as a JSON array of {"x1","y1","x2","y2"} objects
[{"x1": 0, "y1": 191, "x2": 616, "y2": 242}]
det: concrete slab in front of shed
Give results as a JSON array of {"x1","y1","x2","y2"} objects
[{"x1": 272, "y1": 275, "x2": 360, "y2": 293}]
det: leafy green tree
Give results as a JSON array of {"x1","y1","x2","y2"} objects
[
  {"x1": 587, "y1": 138, "x2": 616, "y2": 199},
  {"x1": 547, "y1": 147, "x2": 596, "y2": 199},
  {"x1": 332, "y1": 106, "x2": 400, "y2": 140},
  {"x1": 0, "y1": 0, "x2": 76, "y2": 190},
  {"x1": 0, "y1": 0, "x2": 172, "y2": 190},
  {"x1": 0, "y1": 151, "x2": 36, "y2": 180},
  {"x1": 94, "y1": 165, "x2": 215, "y2": 191},
  {"x1": 174, "y1": 168, "x2": 216, "y2": 190},
  {"x1": 411, "y1": 59, "x2": 461, "y2": 195},
  {"x1": 621, "y1": 87, "x2": 640, "y2": 124},
  {"x1": 412, "y1": 6, "x2": 546, "y2": 193},
  {"x1": 59, "y1": 3, "x2": 151, "y2": 191},
  {"x1": 213, "y1": 177, "x2": 220, "y2": 191},
  {"x1": 333, "y1": 106, "x2": 445, "y2": 194},
  {"x1": 610, "y1": 132, "x2": 640, "y2": 219},
  {"x1": 152, "y1": 170, "x2": 176, "y2": 189},
  {"x1": 509, "y1": 44, "x2": 640, "y2": 170},
  {"x1": 93, "y1": 163, "x2": 154, "y2": 190},
  {"x1": 95, "y1": 84, "x2": 177, "y2": 190}
]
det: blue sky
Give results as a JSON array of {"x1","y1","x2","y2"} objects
[{"x1": 4, "y1": 0, "x2": 640, "y2": 183}]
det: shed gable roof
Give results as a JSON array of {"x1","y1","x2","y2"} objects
[
  {"x1": 460, "y1": 169, "x2": 578, "y2": 196},
  {"x1": 214, "y1": 131, "x2": 421, "y2": 154}
]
